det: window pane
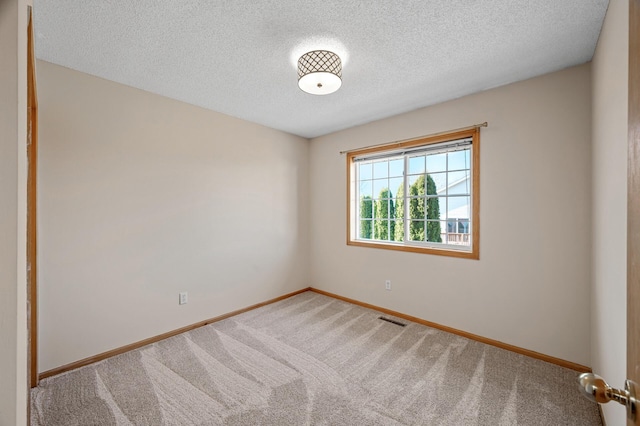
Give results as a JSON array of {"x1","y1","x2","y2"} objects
[
  {"x1": 426, "y1": 152, "x2": 447, "y2": 173},
  {"x1": 359, "y1": 180, "x2": 373, "y2": 199},
  {"x1": 389, "y1": 177, "x2": 403, "y2": 198},
  {"x1": 448, "y1": 149, "x2": 470, "y2": 171},
  {"x1": 378, "y1": 198, "x2": 394, "y2": 218},
  {"x1": 409, "y1": 197, "x2": 426, "y2": 220},
  {"x1": 409, "y1": 220, "x2": 425, "y2": 242},
  {"x1": 426, "y1": 196, "x2": 445, "y2": 221},
  {"x1": 408, "y1": 174, "x2": 421, "y2": 189},
  {"x1": 359, "y1": 196, "x2": 373, "y2": 218},
  {"x1": 373, "y1": 161, "x2": 388, "y2": 179},
  {"x1": 447, "y1": 218, "x2": 471, "y2": 246},
  {"x1": 374, "y1": 219, "x2": 395, "y2": 241},
  {"x1": 359, "y1": 219, "x2": 373, "y2": 239},
  {"x1": 374, "y1": 197, "x2": 394, "y2": 241},
  {"x1": 408, "y1": 174, "x2": 437, "y2": 197},
  {"x1": 374, "y1": 214, "x2": 387, "y2": 237},
  {"x1": 447, "y1": 221, "x2": 471, "y2": 246},
  {"x1": 447, "y1": 196, "x2": 470, "y2": 219},
  {"x1": 359, "y1": 162, "x2": 372, "y2": 180},
  {"x1": 389, "y1": 159, "x2": 404, "y2": 177},
  {"x1": 426, "y1": 220, "x2": 445, "y2": 243},
  {"x1": 429, "y1": 172, "x2": 447, "y2": 194},
  {"x1": 408, "y1": 155, "x2": 425, "y2": 174},
  {"x1": 373, "y1": 179, "x2": 388, "y2": 198},
  {"x1": 448, "y1": 170, "x2": 470, "y2": 195},
  {"x1": 393, "y1": 203, "x2": 404, "y2": 241}
]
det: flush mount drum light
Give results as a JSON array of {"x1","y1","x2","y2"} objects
[{"x1": 297, "y1": 50, "x2": 342, "y2": 95}]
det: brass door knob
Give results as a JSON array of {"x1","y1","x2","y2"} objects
[{"x1": 579, "y1": 373, "x2": 639, "y2": 424}]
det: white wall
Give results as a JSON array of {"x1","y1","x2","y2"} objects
[
  {"x1": 591, "y1": 0, "x2": 628, "y2": 424},
  {"x1": 310, "y1": 64, "x2": 592, "y2": 366},
  {"x1": 37, "y1": 61, "x2": 310, "y2": 372},
  {"x1": 0, "y1": 0, "x2": 28, "y2": 424}
]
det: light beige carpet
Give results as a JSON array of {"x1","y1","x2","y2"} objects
[{"x1": 31, "y1": 291, "x2": 601, "y2": 425}]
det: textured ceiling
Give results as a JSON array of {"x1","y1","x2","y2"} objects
[{"x1": 34, "y1": 1, "x2": 609, "y2": 139}]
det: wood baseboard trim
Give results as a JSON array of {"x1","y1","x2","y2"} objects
[
  {"x1": 39, "y1": 287, "x2": 311, "y2": 380},
  {"x1": 309, "y1": 288, "x2": 592, "y2": 373},
  {"x1": 40, "y1": 286, "x2": 590, "y2": 380}
]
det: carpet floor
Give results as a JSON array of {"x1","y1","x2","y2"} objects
[{"x1": 31, "y1": 291, "x2": 601, "y2": 425}]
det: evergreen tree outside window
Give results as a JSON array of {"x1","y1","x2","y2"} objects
[
  {"x1": 359, "y1": 196, "x2": 373, "y2": 239},
  {"x1": 374, "y1": 189, "x2": 395, "y2": 241}
]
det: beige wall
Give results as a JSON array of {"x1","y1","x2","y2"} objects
[
  {"x1": 0, "y1": 0, "x2": 28, "y2": 424},
  {"x1": 37, "y1": 61, "x2": 310, "y2": 372},
  {"x1": 309, "y1": 64, "x2": 592, "y2": 365},
  {"x1": 31, "y1": 11, "x2": 629, "y2": 423},
  {"x1": 591, "y1": 0, "x2": 628, "y2": 424}
]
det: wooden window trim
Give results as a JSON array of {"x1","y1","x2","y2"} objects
[
  {"x1": 346, "y1": 128, "x2": 480, "y2": 260},
  {"x1": 27, "y1": 6, "x2": 39, "y2": 389}
]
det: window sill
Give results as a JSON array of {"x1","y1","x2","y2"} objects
[{"x1": 347, "y1": 239, "x2": 479, "y2": 259}]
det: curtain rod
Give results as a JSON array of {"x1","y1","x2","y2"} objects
[{"x1": 339, "y1": 122, "x2": 488, "y2": 155}]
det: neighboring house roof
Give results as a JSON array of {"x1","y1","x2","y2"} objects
[
  {"x1": 437, "y1": 175, "x2": 471, "y2": 220},
  {"x1": 436, "y1": 176, "x2": 470, "y2": 196}
]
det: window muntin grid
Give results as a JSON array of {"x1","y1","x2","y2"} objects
[{"x1": 354, "y1": 138, "x2": 473, "y2": 250}]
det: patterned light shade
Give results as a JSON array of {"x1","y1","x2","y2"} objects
[{"x1": 297, "y1": 50, "x2": 342, "y2": 95}]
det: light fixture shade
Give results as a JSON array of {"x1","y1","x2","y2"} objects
[{"x1": 297, "y1": 50, "x2": 342, "y2": 95}]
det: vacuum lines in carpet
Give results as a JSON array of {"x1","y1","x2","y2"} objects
[{"x1": 31, "y1": 291, "x2": 601, "y2": 425}]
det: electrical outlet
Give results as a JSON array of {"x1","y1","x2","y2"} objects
[
  {"x1": 385, "y1": 280, "x2": 391, "y2": 291},
  {"x1": 179, "y1": 292, "x2": 188, "y2": 305}
]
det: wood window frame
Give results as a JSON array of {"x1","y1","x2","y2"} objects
[{"x1": 346, "y1": 128, "x2": 480, "y2": 260}]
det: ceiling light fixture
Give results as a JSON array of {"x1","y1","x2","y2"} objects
[{"x1": 297, "y1": 50, "x2": 342, "y2": 95}]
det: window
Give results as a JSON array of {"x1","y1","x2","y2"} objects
[{"x1": 347, "y1": 128, "x2": 479, "y2": 259}]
